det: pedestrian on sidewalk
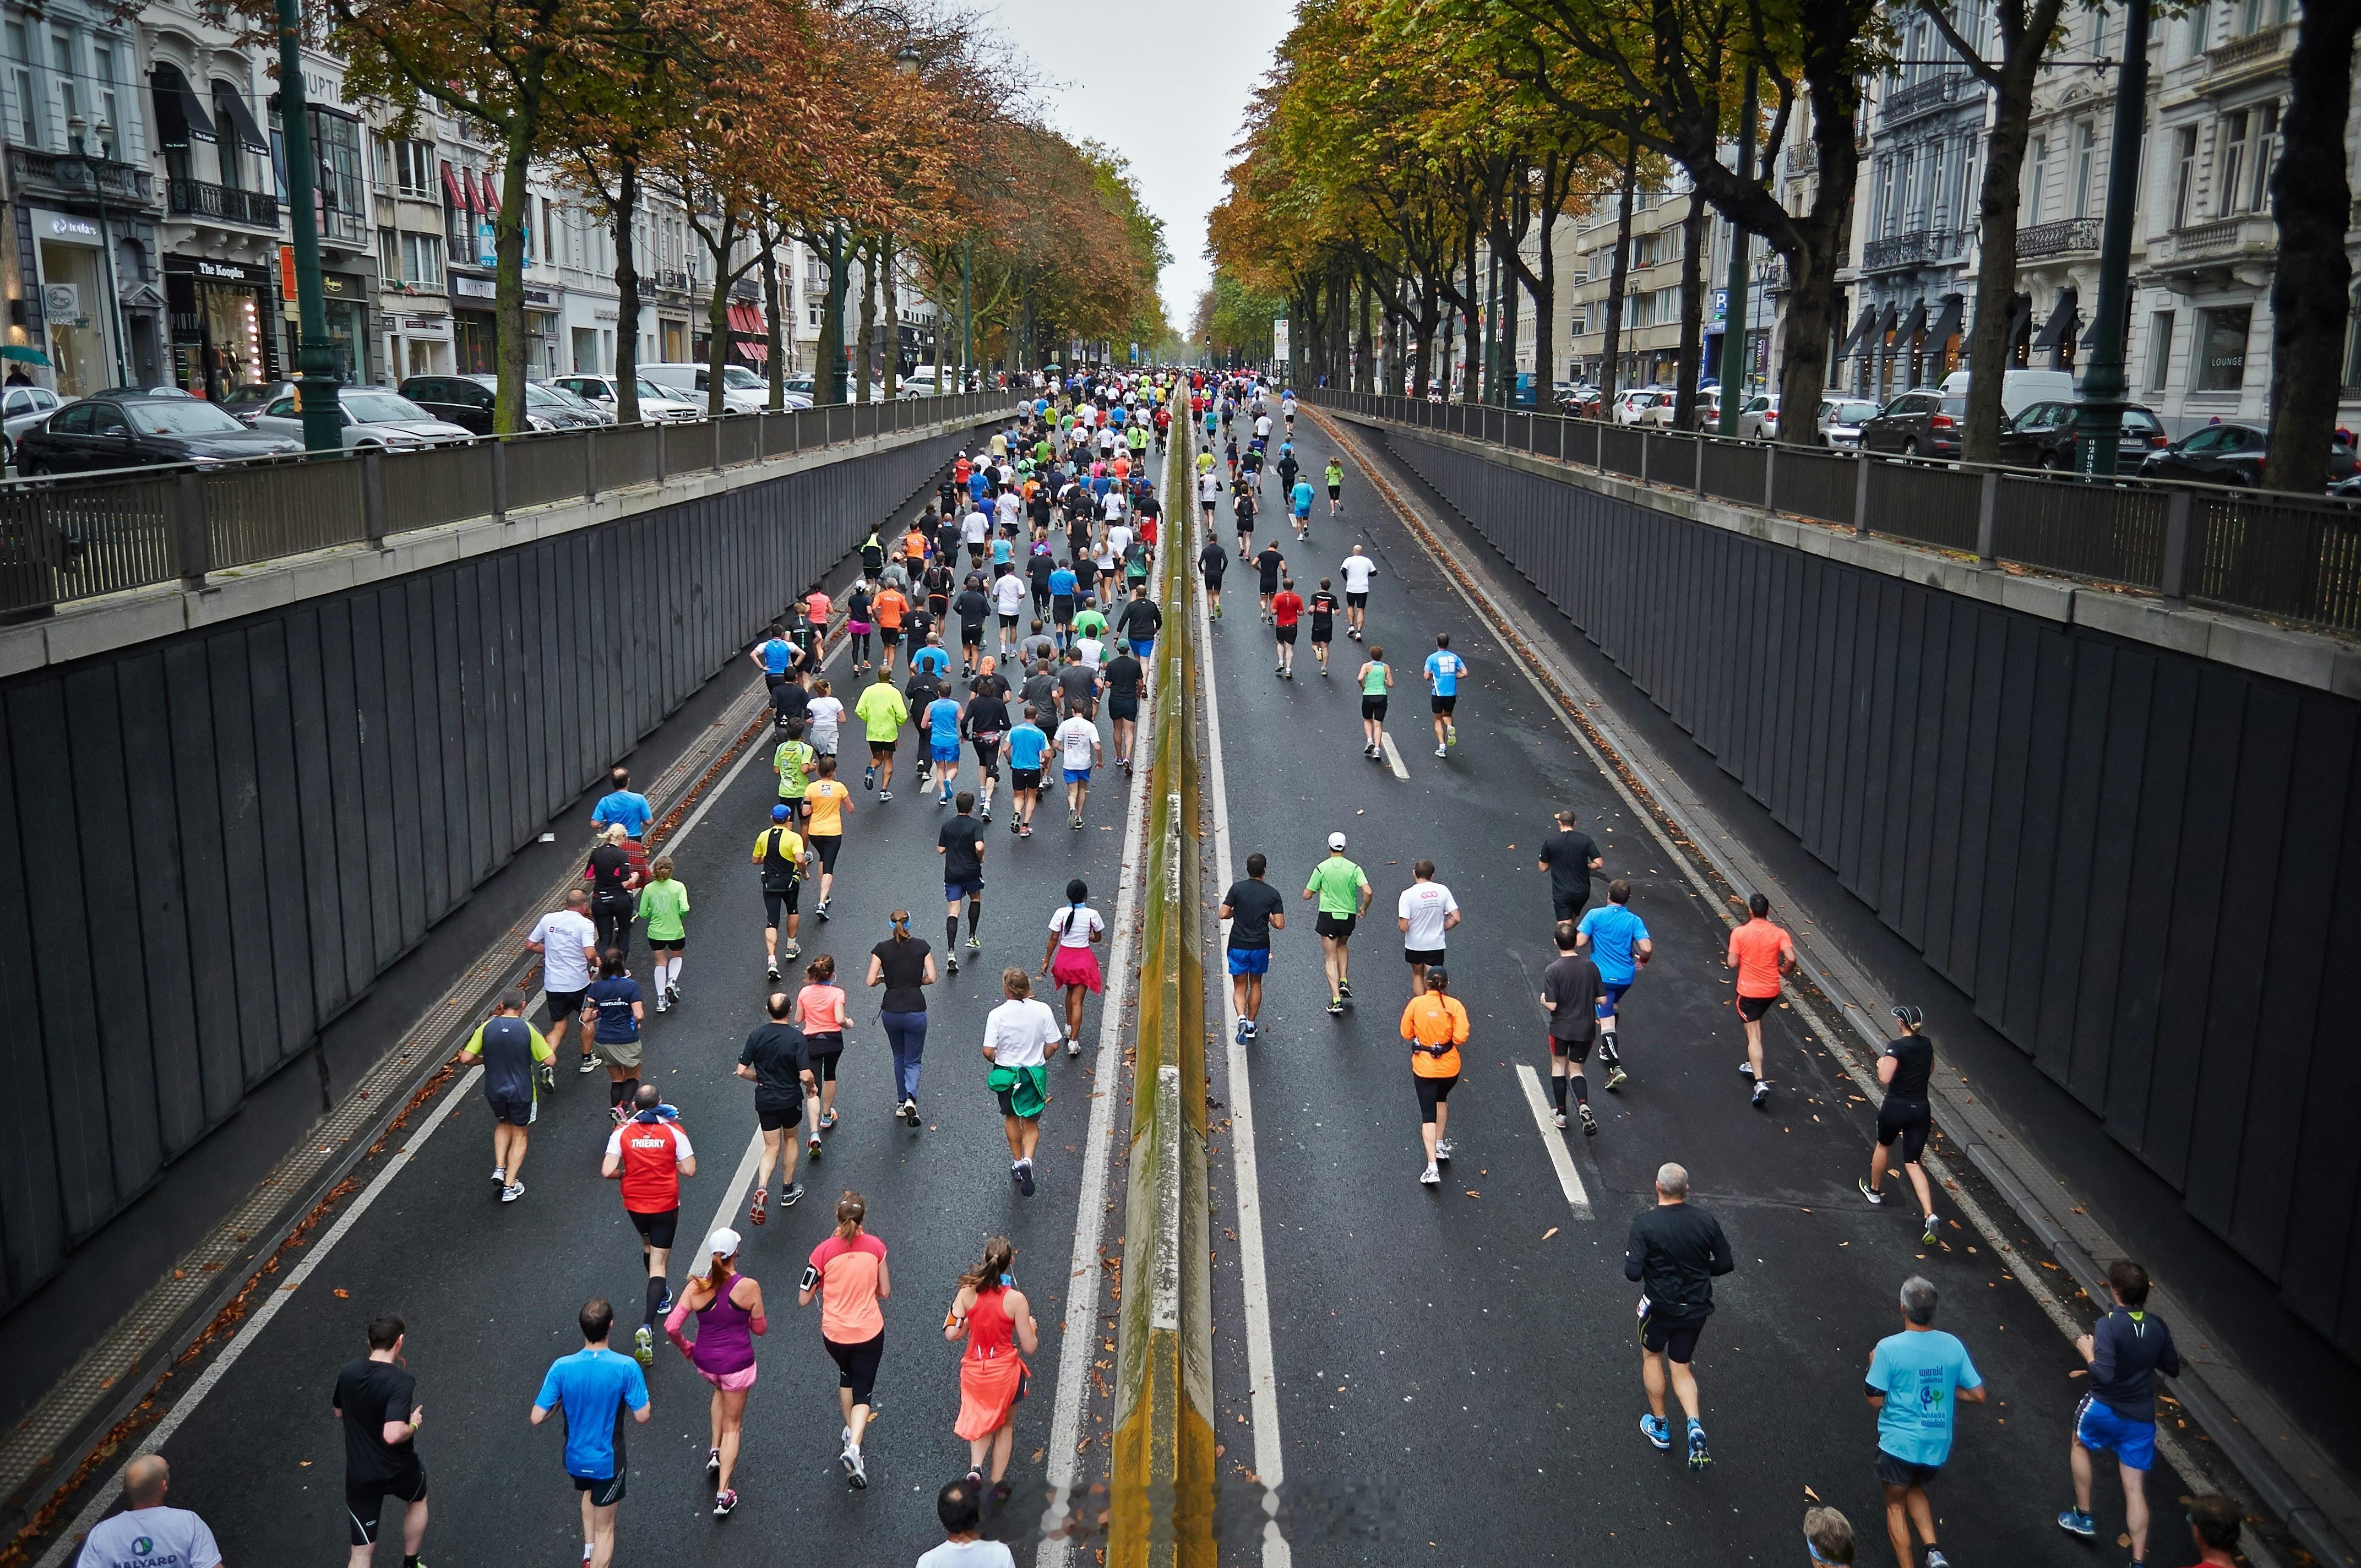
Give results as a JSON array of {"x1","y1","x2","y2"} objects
[
  {"x1": 796, "y1": 956, "x2": 851, "y2": 1159},
  {"x1": 1400, "y1": 966, "x2": 1469, "y2": 1187},
  {"x1": 1040, "y1": 879, "x2": 1105, "y2": 1058},
  {"x1": 334, "y1": 1314, "x2": 428, "y2": 1568},
  {"x1": 1576, "y1": 880, "x2": 1651, "y2": 1090},
  {"x1": 527, "y1": 888, "x2": 601, "y2": 1078},
  {"x1": 1396, "y1": 859, "x2": 1460, "y2": 999},
  {"x1": 1625, "y1": 1162, "x2": 1733, "y2": 1469},
  {"x1": 76, "y1": 1456, "x2": 220, "y2": 1568},
  {"x1": 1865, "y1": 1277, "x2": 1986, "y2": 1568},
  {"x1": 2058, "y1": 1260, "x2": 2180, "y2": 1566},
  {"x1": 637, "y1": 857, "x2": 689, "y2": 1013},
  {"x1": 1538, "y1": 921, "x2": 1606, "y2": 1136},
  {"x1": 458, "y1": 996, "x2": 553, "y2": 1203},
  {"x1": 945, "y1": 1237, "x2": 1038, "y2": 1520},
  {"x1": 663, "y1": 1229, "x2": 765, "y2": 1517},
  {"x1": 738, "y1": 993, "x2": 815, "y2": 1223},
  {"x1": 1859, "y1": 1006, "x2": 1940, "y2": 1245},
  {"x1": 1220, "y1": 853, "x2": 1286, "y2": 1043},
  {"x1": 530, "y1": 1300, "x2": 651, "y2": 1568},
  {"x1": 1728, "y1": 892, "x2": 1798, "y2": 1109},
  {"x1": 601, "y1": 1084, "x2": 696, "y2": 1367},
  {"x1": 982, "y1": 968, "x2": 1059, "y2": 1195},
  {"x1": 1356, "y1": 646, "x2": 1394, "y2": 761},
  {"x1": 1303, "y1": 832, "x2": 1373, "y2": 1014},
  {"x1": 802, "y1": 1191, "x2": 890, "y2": 1489}
]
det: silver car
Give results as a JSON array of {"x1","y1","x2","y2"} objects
[
  {"x1": 1, "y1": 383, "x2": 66, "y2": 466},
  {"x1": 1819, "y1": 397, "x2": 1882, "y2": 449},
  {"x1": 550, "y1": 373, "x2": 703, "y2": 423},
  {"x1": 251, "y1": 386, "x2": 475, "y2": 449}
]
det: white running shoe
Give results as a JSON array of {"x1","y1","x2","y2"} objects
[{"x1": 1419, "y1": 1162, "x2": 1441, "y2": 1186}]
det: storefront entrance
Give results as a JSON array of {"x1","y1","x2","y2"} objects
[{"x1": 165, "y1": 255, "x2": 279, "y2": 402}]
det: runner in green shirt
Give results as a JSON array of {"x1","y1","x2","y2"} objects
[
  {"x1": 1302, "y1": 832, "x2": 1374, "y2": 1015},
  {"x1": 637, "y1": 857, "x2": 690, "y2": 1011},
  {"x1": 853, "y1": 666, "x2": 910, "y2": 801},
  {"x1": 774, "y1": 726, "x2": 816, "y2": 814},
  {"x1": 1072, "y1": 605, "x2": 1110, "y2": 641}
]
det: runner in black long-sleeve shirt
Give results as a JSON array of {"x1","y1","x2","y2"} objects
[
  {"x1": 1623, "y1": 1162, "x2": 1733, "y2": 1469},
  {"x1": 2059, "y1": 1259, "x2": 2182, "y2": 1561}
]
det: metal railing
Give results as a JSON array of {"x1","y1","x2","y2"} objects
[
  {"x1": 0, "y1": 390, "x2": 1015, "y2": 622},
  {"x1": 1307, "y1": 388, "x2": 2361, "y2": 637},
  {"x1": 165, "y1": 178, "x2": 280, "y2": 228}
]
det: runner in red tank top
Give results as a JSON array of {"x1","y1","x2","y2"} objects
[{"x1": 602, "y1": 1084, "x2": 699, "y2": 1366}]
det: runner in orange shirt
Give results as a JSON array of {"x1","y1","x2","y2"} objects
[
  {"x1": 871, "y1": 583, "x2": 910, "y2": 677},
  {"x1": 1400, "y1": 967, "x2": 1470, "y2": 1186},
  {"x1": 1726, "y1": 892, "x2": 1797, "y2": 1108}
]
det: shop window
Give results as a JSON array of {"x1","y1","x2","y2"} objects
[
  {"x1": 8, "y1": 21, "x2": 37, "y2": 150},
  {"x1": 2148, "y1": 311, "x2": 2175, "y2": 391},
  {"x1": 402, "y1": 232, "x2": 443, "y2": 289},
  {"x1": 309, "y1": 108, "x2": 367, "y2": 245},
  {"x1": 2196, "y1": 305, "x2": 2250, "y2": 390}
]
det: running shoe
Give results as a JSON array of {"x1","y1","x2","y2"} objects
[
  {"x1": 1011, "y1": 817, "x2": 1021, "y2": 835},
  {"x1": 492, "y1": 1166, "x2": 506, "y2": 1184},
  {"x1": 749, "y1": 1186, "x2": 768, "y2": 1226},
  {"x1": 1553, "y1": 1108, "x2": 1568, "y2": 1130},
  {"x1": 1738, "y1": 1060, "x2": 1756, "y2": 1077},
  {"x1": 713, "y1": 1489, "x2": 737, "y2": 1517},
  {"x1": 808, "y1": 1135, "x2": 823, "y2": 1160},
  {"x1": 666, "y1": 983, "x2": 681, "y2": 1008},
  {"x1": 816, "y1": 900, "x2": 831, "y2": 921},
  {"x1": 1068, "y1": 1035, "x2": 1081, "y2": 1058},
  {"x1": 948, "y1": 955, "x2": 961, "y2": 977},
  {"x1": 653, "y1": 994, "x2": 667, "y2": 1015},
  {"x1": 901, "y1": 1098, "x2": 918, "y2": 1124},
  {"x1": 1604, "y1": 1066, "x2": 1629, "y2": 1091},
  {"x1": 2057, "y1": 1509, "x2": 2096, "y2": 1540},
  {"x1": 879, "y1": 790, "x2": 894, "y2": 802},
  {"x1": 1639, "y1": 1413, "x2": 1671, "y2": 1450},
  {"x1": 1010, "y1": 1162, "x2": 1025, "y2": 1189},
  {"x1": 967, "y1": 934, "x2": 983, "y2": 950},
  {"x1": 1019, "y1": 1162, "x2": 1036, "y2": 1197},
  {"x1": 1434, "y1": 744, "x2": 1448, "y2": 758},
  {"x1": 1070, "y1": 813, "x2": 1082, "y2": 829},
  {"x1": 707, "y1": 1447, "x2": 721, "y2": 1474},
  {"x1": 1435, "y1": 1139, "x2": 1455, "y2": 1162},
  {"x1": 1751, "y1": 1081, "x2": 1770, "y2": 1109},
  {"x1": 579, "y1": 1054, "x2": 597, "y2": 1075},
  {"x1": 1320, "y1": 666, "x2": 1329, "y2": 677},
  {"x1": 657, "y1": 1288, "x2": 672, "y2": 1316},
  {"x1": 1858, "y1": 1177, "x2": 1884, "y2": 1206},
  {"x1": 819, "y1": 1108, "x2": 837, "y2": 1130},
  {"x1": 1924, "y1": 1553, "x2": 1950, "y2": 1568},
  {"x1": 842, "y1": 1445, "x2": 868, "y2": 1488},
  {"x1": 1446, "y1": 722, "x2": 1457, "y2": 747},
  {"x1": 766, "y1": 961, "x2": 781, "y2": 982},
  {"x1": 1922, "y1": 1216, "x2": 1941, "y2": 1246},
  {"x1": 1687, "y1": 1422, "x2": 1711, "y2": 1469},
  {"x1": 1337, "y1": 981, "x2": 1352, "y2": 999},
  {"x1": 610, "y1": 1102, "x2": 631, "y2": 1126},
  {"x1": 783, "y1": 940, "x2": 802, "y2": 960},
  {"x1": 1234, "y1": 1017, "x2": 1250, "y2": 1045},
  {"x1": 502, "y1": 1181, "x2": 525, "y2": 1203},
  {"x1": 781, "y1": 1182, "x2": 804, "y2": 1206},
  {"x1": 979, "y1": 808, "x2": 991, "y2": 823},
  {"x1": 632, "y1": 1325, "x2": 654, "y2": 1368},
  {"x1": 1579, "y1": 1105, "x2": 1599, "y2": 1137},
  {"x1": 1419, "y1": 1162, "x2": 1440, "y2": 1186},
  {"x1": 864, "y1": 765, "x2": 875, "y2": 790},
  {"x1": 1326, "y1": 997, "x2": 1345, "y2": 1016},
  {"x1": 1020, "y1": 823, "x2": 1032, "y2": 838}
]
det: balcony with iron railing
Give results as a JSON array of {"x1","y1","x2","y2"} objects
[
  {"x1": 2152, "y1": 213, "x2": 2277, "y2": 278},
  {"x1": 1785, "y1": 142, "x2": 1818, "y2": 177},
  {"x1": 1862, "y1": 228, "x2": 1964, "y2": 272},
  {"x1": 2204, "y1": 21, "x2": 2294, "y2": 85},
  {"x1": 6, "y1": 146, "x2": 153, "y2": 207},
  {"x1": 1882, "y1": 72, "x2": 1968, "y2": 126},
  {"x1": 2017, "y1": 216, "x2": 2103, "y2": 261},
  {"x1": 166, "y1": 178, "x2": 280, "y2": 229}
]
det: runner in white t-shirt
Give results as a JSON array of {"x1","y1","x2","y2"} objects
[
  {"x1": 1339, "y1": 545, "x2": 1378, "y2": 641},
  {"x1": 991, "y1": 572, "x2": 1029, "y2": 661},
  {"x1": 529, "y1": 892, "x2": 603, "y2": 1073},
  {"x1": 1395, "y1": 859, "x2": 1461, "y2": 998},
  {"x1": 981, "y1": 969, "x2": 1063, "y2": 1193},
  {"x1": 1053, "y1": 709, "x2": 1101, "y2": 829}
]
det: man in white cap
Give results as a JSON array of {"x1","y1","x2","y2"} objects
[{"x1": 1301, "y1": 831, "x2": 1373, "y2": 1015}]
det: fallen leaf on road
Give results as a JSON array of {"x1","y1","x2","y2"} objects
[
  {"x1": 1541, "y1": 1227, "x2": 1559, "y2": 1241},
  {"x1": 1804, "y1": 1485, "x2": 1820, "y2": 1501},
  {"x1": 1465, "y1": 1190, "x2": 1481, "y2": 1197},
  {"x1": 333, "y1": 1288, "x2": 349, "y2": 1298}
]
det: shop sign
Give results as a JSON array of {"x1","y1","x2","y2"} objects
[
  {"x1": 453, "y1": 276, "x2": 496, "y2": 300},
  {"x1": 165, "y1": 255, "x2": 274, "y2": 286},
  {"x1": 38, "y1": 212, "x2": 102, "y2": 246}
]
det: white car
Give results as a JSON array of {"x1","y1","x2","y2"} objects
[
  {"x1": 638, "y1": 361, "x2": 787, "y2": 414},
  {"x1": 251, "y1": 386, "x2": 474, "y2": 449},
  {"x1": 1737, "y1": 394, "x2": 1780, "y2": 440},
  {"x1": 1611, "y1": 389, "x2": 1662, "y2": 426},
  {"x1": 1819, "y1": 397, "x2": 1883, "y2": 449},
  {"x1": 550, "y1": 373, "x2": 703, "y2": 423},
  {"x1": 1, "y1": 383, "x2": 66, "y2": 466}
]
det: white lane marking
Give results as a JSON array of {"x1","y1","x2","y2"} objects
[
  {"x1": 1379, "y1": 732, "x2": 1410, "y2": 781},
  {"x1": 35, "y1": 1066, "x2": 485, "y2": 1568},
  {"x1": 1513, "y1": 1064, "x2": 1593, "y2": 1218},
  {"x1": 37, "y1": 621, "x2": 836, "y2": 1565},
  {"x1": 1037, "y1": 469, "x2": 1166, "y2": 1568},
  {"x1": 1197, "y1": 514, "x2": 1293, "y2": 1568}
]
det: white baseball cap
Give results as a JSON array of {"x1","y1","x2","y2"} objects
[
  {"x1": 707, "y1": 1227, "x2": 742, "y2": 1259},
  {"x1": 1327, "y1": 831, "x2": 1347, "y2": 851}
]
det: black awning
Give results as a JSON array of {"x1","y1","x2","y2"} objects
[
  {"x1": 149, "y1": 62, "x2": 216, "y2": 150},
  {"x1": 1839, "y1": 307, "x2": 1876, "y2": 357},
  {"x1": 1930, "y1": 293, "x2": 1965, "y2": 344},
  {"x1": 2031, "y1": 286, "x2": 2079, "y2": 351},
  {"x1": 2007, "y1": 294, "x2": 2032, "y2": 348},
  {"x1": 209, "y1": 82, "x2": 270, "y2": 156},
  {"x1": 1878, "y1": 301, "x2": 1899, "y2": 344},
  {"x1": 1898, "y1": 298, "x2": 1929, "y2": 345}
]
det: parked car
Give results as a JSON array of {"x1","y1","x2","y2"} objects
[
  {"x1": 397, "y1": 374, "x2": 602, "y2": 434},
  {"x1": 538, "y1": 381, "x2": 616, "y2": 426},
  {"x1": 639, "y1": 361, "x2": 774, "y2": 414},
  {"x1": 549, "y1": 373, "x2": 703, "y2": 422},
  {"x1": 1819, "y1": 397, "x2": 1882, "y2": 449},
  {"x1": 2136, "y1": 421, "x2": 2359, "y2": 489},
  {"x1": 217, "y1": 380, "x2": 291, "y2": 425},
  {"x1": 249, "y1": 386, "x2": 474, "y2": 449},
  {"x1": 1, "y1": 383, "x2": 66, "y2": 466},
  {"x1": 1610, "y1": 389, "x2": 1662, "y2": 426},
  {"x1": 1937, "y1": 368, "x2": 2077, "y2": 418},
  {"x1": 2000, "y1": 400, "x2": 2169, "y2": 471},
  {"x1": 14, "y1": 390, "x2": 304, "y2": 475},
  {"x1": 1858, "y1": 388, "x2": 1968, "y2": 460},
  {"x1": 1736, "y1": 394, "x2": 1780, "y2": 440}
]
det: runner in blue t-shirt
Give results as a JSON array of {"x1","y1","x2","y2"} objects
[
  {"x1": 926, "y1": 692, "x2": 964, "y2": 804},
  {"x1": 1047, "y1": 565, "x2": 1079, "y2": 643},
  {"x1": 912, "y1": 640, "x2": 950, "y2": 680},
  {"x1": 748, "y1": 622, "x2": 795, "y2": 690},
  {"x1": 591, "y1": 769, "x2": 652, "y2": 840},
  {"x1": 1006, "y1": 709, "x2": 1051, "y2": 837},
  {"x1": 1576, "y1": 879, "x2": 1653, "y2": 1090},
  {"x1": 1422, "y1": 634, "x2": 1467, "y2": 757},
  {"x1": 530, "y1": 1302, "x2": 652, "y2": 1529},
  {"x1": 1290, "y1": 478, "x2": 1315, "y2": 540}
]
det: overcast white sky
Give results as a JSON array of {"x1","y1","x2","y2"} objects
[{"x1": 974, "y1": 0, "x2": 1292, "y2": 331}]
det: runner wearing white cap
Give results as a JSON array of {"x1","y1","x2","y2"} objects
[
  {"x1": 661, "y1": 1227, "x2": 765, "y2": 1516},
  {"x1": 1302, "y1": 832, "x2": 1373, "y2": 1016}
]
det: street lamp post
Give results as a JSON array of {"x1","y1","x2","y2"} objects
[
  {"x1": 274, "y1": 0, "x2": 343, "y2": 452},
  {"x1": 64, "y1": 115, "x2": 129, "y2": 386},
  {"x1": 2072, "y1": 0, "x2": 2152, "y2": 478},
  {"x1": 960, "y1": 234, "x2": 972, "y2": 394},
  {"x1": 1716, "y1": 64, "x2": 1760, "y2": 436}
]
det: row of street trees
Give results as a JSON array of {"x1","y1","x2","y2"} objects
[
  {"x1": 1210, "y1": 0, "x2": 2361, "y2": 488},
  {"x1": 254, "y1": 0, "x2": 1168, "y2": 429}
]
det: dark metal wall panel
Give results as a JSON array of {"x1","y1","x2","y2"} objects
[
  {"x1": 0, "y1": 424, "x2": 976, "y2": 1314},
  {"x1": 1375, "y1": 428, "x2": 2361, "y2": 1362}
]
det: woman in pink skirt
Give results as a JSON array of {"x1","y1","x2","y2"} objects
[
  {"x1": 664, "y1": 1227, "x2": 766, "y2": 1516},
  {"x1": 1038, "y1": 878, "x2": 1105, "y2": 1057}
]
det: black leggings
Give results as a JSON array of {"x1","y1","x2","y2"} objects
[
  {"x1": 849, "y1": 629, "x2": 871, "y2": 663},
  {"x1": 826, "y1": 1331, "x2": 884, "y2": 1406},
  {"x1": 1414, "y1": 1073, "x2": 1459, "y2": 1125},
  {"x1": 807, "y1": 1044, "x2": 843, "y2": 1082},
  {"x1": 593, "y1": 893, "x2": 633, "y2": 957}
]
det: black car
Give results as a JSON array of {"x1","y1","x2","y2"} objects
[
  {"x1": 2137, "y1": 421, "x2": 2359, "y2": 489},
  {"x1": 398, "y1": 374, "x2": 601, "y2": 434},
  {"x1": 1858, "y1": 389, "x2": 1966, "y2": 460},
  {"x1": 2001, "y1": 400, "x2": 2169, "y2": 471},
  {"x1": 13, "y1": 392, "x2": 303, "y2": 475}
]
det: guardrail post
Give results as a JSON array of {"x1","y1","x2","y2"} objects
[
  {"x1": 711, "y1": 418, "x2": 723, "y2": 473},
  {"x1": 2159, "y1": 489, "x2": 2193, "y2": 601},
  {"x1": 362, "y1": 448, "x2": 388, "y2": 545},
  {"x1": 1694, "y1": 435, "x2": 1706, "y2": 494},
  {"x1": 173, "y1": 470, "x2": 209, "y2": 586},
  {"x1": 655, "y1": 422, "x2": 668, "y2": 483},
  {"x1": 582, "y1": 427, "x2": 599, "y2": 503},
  {"x1": 1976, "y1": 470, "x2": 1999, "y2": 564},
  {"x1": 1853, "y1": 453, "x2": 1872, "y2": 536},
  {"x1": 1762, "y1": 443, "x2": 1777, "y2": 511},
  {"x1": 489, "y1": 438, "x2": 508, "y2": 522},
  {"x1": 1557, "y1": 416, "x2": 1568, "y2": 464},
  {"x1": 1639, "y1": 433, "x2": 1650, "y2": 486}
]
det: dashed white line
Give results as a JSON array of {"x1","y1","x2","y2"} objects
[
  {"x1": 1378, "y1": 732, "x2": 1410, "y2": 780},
  {"x1": 1513, "y1": 1064, "x2": 1593, "y2": 1218}
]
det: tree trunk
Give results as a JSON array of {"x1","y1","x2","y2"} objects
[
  {"x1": 493, "y1": 125, "x2": 537, "y2": 434},
  {"x1": 1600, "y1": 142, "x2": 1639, "y2": 407},
  {"x1": 1674, "y1": 194, "x2": 1709, "y2": 428},
  {"x1": 2264, "y1": 0, "x2": 2361, "y2": 492},
  {"x1": 1531, "y1": 208, "x2": 1557, "y2": 399},
  {"x1": 611, "y1": 161, "x2": 642, "y2": 425},
  {"x1": 815, "y1": 228, "x2": 845, "y2": 406},
  {"x1": 1769, "y1": 25, "x2": 1863, "y2": 447},
  {"x1": 1462, "y1": 222, "x2": 1484, "y2": 405},
  {"x1": 1412, "y1": 273, "x2": 1438, "y2": 398},
  {"x1": 761, "y1": 237, "x2": 784, "y2": 410},
  {"x1": 1356, "y1": 274, "x2": 1375, "y2": 393},
  {"x1": 855, "y1": 237, "x2": 877, "y2": 404},
  {"x1": 880, "y1": 234, "x2": 900, "y2": 399},
  {"x1": 701, "y1": 212, "x2": 737, "y2": 419}
]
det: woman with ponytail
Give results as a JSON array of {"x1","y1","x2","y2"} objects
[
  {"x1": 944, "y1": 1235, "x2": 1037, "y2": 1513},
  {"x1": 865, "y1": 910, "x2": 936, "y2": 1126},
  {"x1": 801, "y1": 1191, "x2": 889, "y2": 1488},
  {"x1": 663, "y1": 1227, "x2": 765, "y2": 1516},
  {"x1": 1038, "y1": 878, "x2": 1105, "y2": 1058}
]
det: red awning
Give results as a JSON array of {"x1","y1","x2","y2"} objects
[
  {"x1": 738, "y1": 338, "x2": 769, "y2": 363},
  {"x1": 727, "y1": 301, "x2": 767, "y2": 337},
  {"x1": 479, "y1": 171, "x2": 503, "y2": 220},
  {"x1": 442, "y1": 161, "x2": 469, "y2": 215}
]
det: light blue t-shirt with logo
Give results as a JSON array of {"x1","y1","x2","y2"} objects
[
  {"x1": 1423, "y1": 650, "x2": 1466, "y2": 696},
  {"x1": 1867, "y1": 1328, "x2": 1982, "y2": 1466},
  {"x1": 76, "y1": 1506, "x2": 222, "y2": 1568},
  {"x1": 534, "y1": 1346, "x2": 650, "y2": 1479}
]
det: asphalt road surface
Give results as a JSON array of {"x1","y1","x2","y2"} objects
[
  {"x1": 106, "y1": 444, "x2": 1169, "y2": 1567},
  {"x1": 1193, "y1": 409, "x2": 2199, "y2": 1566}
]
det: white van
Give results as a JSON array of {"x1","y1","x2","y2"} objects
[
  {"x1": 1938, "y1": 368, "x2": 2075, "y2": 417},
  {"x1": 639, "y1": 361, "x2": 773, "y2": 414}
]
